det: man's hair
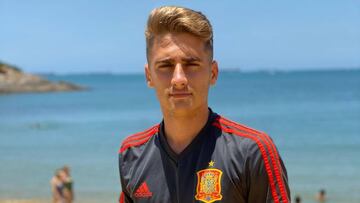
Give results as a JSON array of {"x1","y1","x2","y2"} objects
[{"x1": 145, "y1": 6, "x2": 213, "y2": 62}]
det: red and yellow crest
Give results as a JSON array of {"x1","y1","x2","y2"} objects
[{"x1": 195, "y1": 168, "x2": 223, "y2": 203}]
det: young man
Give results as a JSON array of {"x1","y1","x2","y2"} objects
[{"x1": 119, "y1": 6, "x2": 290, "y2": 203}]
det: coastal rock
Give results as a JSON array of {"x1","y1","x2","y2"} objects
[{"x1": 0, "y1": 62, "x2": 86, "y2": 94}]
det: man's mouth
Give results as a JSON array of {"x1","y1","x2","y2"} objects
[{"x1": 169, "y1": 92, "x2": 192, "y2": 98}]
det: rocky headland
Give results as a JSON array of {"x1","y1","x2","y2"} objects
[{"x1": 0, "y1": 61, "x2": 86, "y2": 94}]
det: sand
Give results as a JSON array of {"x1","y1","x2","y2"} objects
[
  {"x1": 0, "y1": 199, "x2": 102, "y2": 203},
  {"x1": 0, "y1": 200, "x2": 48, "y2": 203}
]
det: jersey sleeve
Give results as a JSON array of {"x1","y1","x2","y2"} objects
[
  {"x1": 119, "y1": 152, "x2": 133, "y2": 203},
  {"x1": 245, "y1": 137, "x2": 291, "y2": 203},
  {"x1": 119, "y1": 191, "x2": 132, "y2": 203}
]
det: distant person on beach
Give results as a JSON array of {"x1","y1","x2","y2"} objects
[
  {"x1": 62, "y1": 165, "x2": 74, "y2": 203},
  {"x1": 295, "y1": 195, "x2": 302, "y2": 203},
  {"x1": 50, "y1": 167, "x2": 74, "y2": 203},
  {"x1": 316, "y1": 189, "x2": 327, "y2": 202},
  {"x1": 50, "y1": 169, "x2": 65, "y2": 203},
  {"x1": 118, "y1": 6, "x2": 290, "y2": 203}
]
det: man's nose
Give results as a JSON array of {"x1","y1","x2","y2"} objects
[{"x1": 171, "y1": 64, "x2": 188, "y2": 89}]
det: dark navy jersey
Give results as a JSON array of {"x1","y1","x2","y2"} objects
[{"x1": 118, "y1": 109, "x2": 290, "y2": 203}]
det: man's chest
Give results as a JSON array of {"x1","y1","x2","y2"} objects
[{"x1": 122, "y1": 147, "x2": 247, "y2": 203}]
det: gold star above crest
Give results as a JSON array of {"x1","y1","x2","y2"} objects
[{"x1": 208, "y1": 160, "x2": 215, "y2": 167}]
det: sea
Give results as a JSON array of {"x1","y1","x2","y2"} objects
[{"x1": 0, "y1": 69, "x2": 359, "y2": 203}]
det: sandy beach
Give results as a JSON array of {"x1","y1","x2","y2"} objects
[
  {"x1": 0, "y1": 199, "x2": 98, "y2": 203},
  {"x1": 0, "y1": 200, "x2": 48, "y2": 203}
]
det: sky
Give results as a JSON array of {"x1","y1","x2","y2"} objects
[{"x1": 0, "y1": 0, "x2": 359, "y2": 74}]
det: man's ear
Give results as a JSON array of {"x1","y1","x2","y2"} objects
[
  {"x1": 210, "y1": 60, "x2": 219, "y2": 86},
  {"x1": 145, "y1": 64, "x2": 154, "y2": 88}
]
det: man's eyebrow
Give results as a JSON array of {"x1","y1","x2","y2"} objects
[
  {"x1": 154, "y1": 56, "x2": 201, "y2": 65},
  {"x1": 155, "y1": 58, "x2": 174, "y2": 65},
  {"x1": 181, "y1": 56, "x2": 201, "y2": 63}
]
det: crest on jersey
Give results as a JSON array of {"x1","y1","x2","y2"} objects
[{"x1": 195, "y1": 168, "x2": 223, "y2": 203}]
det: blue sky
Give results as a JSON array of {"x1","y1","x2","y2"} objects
[{"x1": 0, "y1": 0, "x2": 359, "y2": 73}]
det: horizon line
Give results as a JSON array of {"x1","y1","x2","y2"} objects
[{"x1": 36, "y1": 66, "x2": 360, "y2": 76}]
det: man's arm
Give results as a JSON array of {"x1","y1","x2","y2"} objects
[
  {"x1": 119, "y1": 153, "x2": 133, "y2": 203},
  {"x1": 246, "y1": 136, "x2": 290, "y2": 203}
]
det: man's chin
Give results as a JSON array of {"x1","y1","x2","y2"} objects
[
  {"x1": 168, "y1": 100, "x2": 195, "y2": 113},
  {"x1": 172, "y1": 102, "x2": 192, "y2": 110}
]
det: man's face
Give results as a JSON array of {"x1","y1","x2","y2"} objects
[{"x1": 145, "y1": 32, "x2": 218, "y2": 116}]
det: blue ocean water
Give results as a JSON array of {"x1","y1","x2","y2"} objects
[{"x1": 0, "y1": 70, "x2": 359, "y2": 202}]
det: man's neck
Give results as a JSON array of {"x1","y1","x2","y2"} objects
[{"x1": 163, "y1": 106, "x2": 209, "y2": 154}]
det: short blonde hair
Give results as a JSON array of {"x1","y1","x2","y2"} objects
[{"x1": 145, "y1": 6, "x2": 213, "y2": 61}]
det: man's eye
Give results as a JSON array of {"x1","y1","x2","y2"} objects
[
  {"x1": 158, "y1": 64, "x2": 172, "y2": 68},
  {"x1": 186, "y1": 63, "x2": 199, "y2": 67}
]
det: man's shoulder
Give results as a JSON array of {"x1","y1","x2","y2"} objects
[
  {"x1": 213, "y1": 114, "x2": 284, "y2": 164},
  {"x1": 213, "y1": 115, "x2": 266, "y2": 137},
  {"x1": 213, "y1": 114, "x2": 290, "y2": 202},
  {"x1": 212, "y1": 114, "x2": 274, "y2": 149},
  {"x1": 118, "y1": 124, "x2": 160, "y2": 154}
]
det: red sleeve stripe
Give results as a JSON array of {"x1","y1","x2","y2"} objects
[
  {"x1": 122, "y1": 134, "x2": 153, "y2": 148},
  {"x1": 218, "y1": 117, "x2": 288, "y2": 202},
  {"x1": 119, "y1": 133, "x2": 153, "y2": 153},
  {"x1": 122, "y1": 124, "x2": 160, "y2": 145},
  {"x1": 119, "y1": 126, "x2": 159, "y2": 153},
  {"x1": 119, "y1": 192, "x2": 124, "y2": 203}
]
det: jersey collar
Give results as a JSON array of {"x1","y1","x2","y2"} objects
[{"x1": 158, "y1": 108, "x2": 218, "y2": 162}]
